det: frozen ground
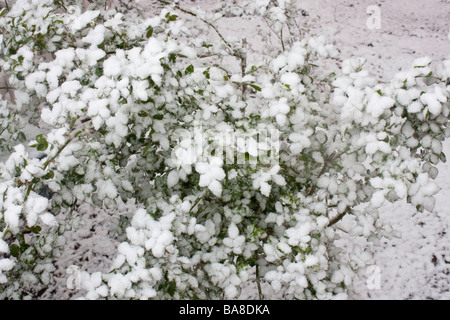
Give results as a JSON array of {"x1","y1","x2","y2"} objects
[
  {"x1": 38, "y1": 0, "x2": 450, "y2": 299},
  {"x1": 299, "y1": 0, "x2": 450, "y2": 300}
]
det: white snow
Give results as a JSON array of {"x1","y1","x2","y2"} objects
[
  {"x1": 132, "y1": 80, "x2": 149, "y2": 101},
  {"x1": 96, "y1": 179, "x2": 118, "y2": 200},
  {"x1": 25, "y1": 193, "x2": 49, "y2": 227},
  {"x1": 71, "y1": 10, "x2": 101, "y2": 32},
  {"x1": 280, "y1": 72, "x2": 300, "y2": 87},
  {"x1": 4, "y1": 204, "x2": 21, "y2": 232},
  {"x1": 82, "y1": 25, "x2": 106, "y2": 47},
  {"x1": 0, "y1": 259, "x2": 15, "y2": 272},
  {"x1": 227, "y1": 223, "x2": 239, "y2": 240},
  {"x1": 195, "y1": 157, "x2": 226, "y2": 196},
  {"x1": 103, "y1": 55, "x2": 123, "y2": 77},
  {"x1": 40, "y1": 212, "x2": 58, "y2": 227},
  {"x1": 22, "y1": 0, "x2": 450, "y2": 301},
  {"x1": 167, "y1": 170, "x2": 179, "y2": 188},
  {"x1": 0, "y1": 239, "x2": 9, "y2": 254},
  {"x1": 366, "y1": 94, "x2": 395, "y2": 118},
  {"x1": 420, "y1": 92, "x2": 443, "y2": 115}
]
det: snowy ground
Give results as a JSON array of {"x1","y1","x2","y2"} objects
[
  {"x1": 38, "y1": 0, "x2": 450, "y2": 299},
  {"x1": 298, "y1": 0, "x2": 450, "y2": 300}
]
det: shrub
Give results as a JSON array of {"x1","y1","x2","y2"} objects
[{"x1": 0, "y1": 0, "x2": 449, "y2": 299}]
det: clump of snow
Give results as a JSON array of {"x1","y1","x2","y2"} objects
[
  {"x1": 195, "y1": 157, "x2": 226, "y2": 196},
  {"x1": 71, "y1": 10, "x2": 100, "y2": 32}
]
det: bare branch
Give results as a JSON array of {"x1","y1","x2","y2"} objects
[{"x1": 327, "y1": 211, "x2": 348, "y2": 227}]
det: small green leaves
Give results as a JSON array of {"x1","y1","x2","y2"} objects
[
  {"x1": 167, "y1": 281, "x2": 176, "y2": 296},
  {"x1": 165, "y1": 12, "x2": 178, "y2": 22},
  {"x1": 185, "y1": 64, "x2": 194, "y2": 75},
  {"x1": 249, "y1": 84, "x2": 262, "y2": 92},
  {"x1": 138, "y1": 110, "x2": 149, "y2": 117},
  {"x1": 10, "y1": 244, "x2": 20, "y2": 258},
  {"x1": 35, "y1": 134, "x2": 48, "y2": 151},
  {"x1": 95, "y1": 67, "x2": 103, "y2": 77},
  {"x1": 42, "y1": 171, "x2": 54, "y2": 180},
  {"x1": 203, "y1": 68, "x2": 210, "y2": 79},
  {"x1": 0, "y1": 8, "x2": 6, "y2": 17},
  {"x1": 26, "y1": 225, "x2": 42, "y2": 234},
  {"x1": 17, "y1": 131, "x2": 26, "y2": 142},
  {"x1": 169, "y1": 53, "x2": 177, "y2": 64},
  {"x1": 146, "y1": 25, "x2": 154, "y2": 38}
]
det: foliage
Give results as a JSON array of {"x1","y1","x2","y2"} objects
[{"x1": 0, "y1": 0, "x2": 449, "y2": 299}]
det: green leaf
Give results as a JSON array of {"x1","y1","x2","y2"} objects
[
  {"x1": 185, "y1": 64, "x2": 194, "y2": 75},
  {"x1": 167, "y1": 281, "x2": 176, "y2": 296},
  {"x1": 95, "y1": 67, "x2": 103, "y2": 77},
  {"x1": 249, "y1": 84, "x2": 262, "y2": 92},
  {"x1": 138, "y1": 111, "x2": 149, "y2": 117},
  {"x1": 37, "y1": 141, "x2": 48, "y2": 151},
  {"x1": 146, "y1": 26, "x2": 154, "y2": 38},
  {"x1": 142, "y1": 144, "x2": 152, "y2": 157},
  {"x1": 169, "y1": 53, "x2": 176, "y2": 64},
  {"x1": 153, "y1": 114, "x2": 164, "y2": 120},
  {"x1": 168, "y1": 14, "x2": 178, "y2": 22},
  {"x1": 10, "y1": 244, "x2": 20, "y2": 258},
  {"x1": 36, "y1": 134, "x2": 46, "y2": 144},
  {"x1": 0, "y1": 8, "x2": 6, "y2": 17},
  {"x1": 203, "y1": 68, "x2": 210, "y2": 79},
  {"x1": 27, "y1": 225, "x2": 42, "y2": 234},
  {"x1": 17, "y1": 131, "x2": 26, "y2": 142},
  {"x1": 42, "y1": 171, "x2": 54, "y2": 180}
]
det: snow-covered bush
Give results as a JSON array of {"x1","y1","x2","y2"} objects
[{"x1": 0, "y1": 0, "x2": 450, "y2": 299}]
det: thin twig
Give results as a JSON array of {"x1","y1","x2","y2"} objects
[
  {"x1": 328, "y1": 210, "x2": 351, "y2": 227},
  {"x1": 307, "y1": 151, "x2": 337, "y2": 196},
  {"x1": 255, "y1": 261, "x2": 264, "y2": 300},
  {"x1": 188, "y1": 196, "x2": 202, "y2": 215},
  {"x1": 156, "y1": 0, "x2": 233, "y2": 53},
  {"x1": 43, "y1": 129, "x2": 83, "y2": 170}
]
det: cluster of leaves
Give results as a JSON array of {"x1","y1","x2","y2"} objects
[{"x1": 0, "y1": 0, "x2": 449, "y2": 300}]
